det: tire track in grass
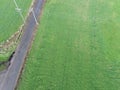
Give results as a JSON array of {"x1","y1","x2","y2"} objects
[
  {"x1": 88, "y1": 0, "x2": 113, "y2": 89},
  {"x1": 16, "y1": 0, "x2": 120, "y2": 90}
]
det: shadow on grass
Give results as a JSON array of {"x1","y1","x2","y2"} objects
[{"x1": 0, "y1": 52, "x2": 15, "y2": 72}]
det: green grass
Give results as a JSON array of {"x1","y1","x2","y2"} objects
[
  {"x1": 18, "y1": 0, "x2": 120, "y2": 90},
  {"x1": 0, "y1": 64, "x2": 6, "y2": 72},
  {"x1": 0, "y1": 0, "x2": 32, "y2": 62},
  {"x1": 0, "y1": 0, "x2": 32, "y2": 42},
  {"x1": 0, "y1": 53, "x2": 11, "y2": 62}
]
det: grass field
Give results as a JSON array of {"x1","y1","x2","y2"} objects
[
  {"x1": 0, "y1": 0, "x2": 32, "y2": 42},
  {"x1": 0, "y1": 0, "x2": 32, "y2": 62},
  {"x1": 18, "y1": 0, "x2": 120, "y2": 90}
]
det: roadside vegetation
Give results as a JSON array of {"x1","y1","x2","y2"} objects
[
  {"x1": 18, "y1": 0, "x2": 120, "y2": 90},
  {"x1": 0, "y1": 0, "x2": 32, "y2": 69}
]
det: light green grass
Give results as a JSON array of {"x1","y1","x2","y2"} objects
[
  {"x1": 0, "y1": 0, "x2": 32, "y2": 62},
  {"x1": 0, "y1": 0, "x2": 32, "y2": 42},
  {"x1": 18, "y1": 0, "x2": 120, "y2": 90}
]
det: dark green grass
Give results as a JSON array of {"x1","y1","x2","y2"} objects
[
  {"x1": 0, "y1": 64, "x2": 6, "y2": 72},
  {"x1": 18, "y1": 0, "x2": 120, "y2": 90}
]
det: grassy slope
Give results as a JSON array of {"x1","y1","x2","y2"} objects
[
  {"x1": 0, "y1": 0, "x2": 32, "y2": 42},
  {"x1": 18, "y1": 0, "x2": 120, "y2": 90}
]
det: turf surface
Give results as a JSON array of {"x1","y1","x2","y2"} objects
[{"x1": 18, "y1": 0, "x2": 120, "y2": 90}]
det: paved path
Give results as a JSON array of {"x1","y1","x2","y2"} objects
[{"x1": 0, "y1": 0, "x2": 44, "y2": 90}]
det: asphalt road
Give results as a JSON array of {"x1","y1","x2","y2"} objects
[{"x1": 0, "y1": 0, "x2": 44, "y2": 90}]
